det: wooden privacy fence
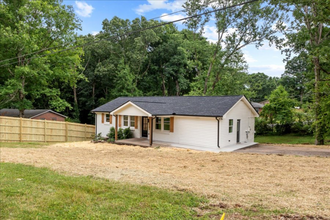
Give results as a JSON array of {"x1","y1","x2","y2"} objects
[{"x1": 0, "y1": 116, "x2": 95, "y2": 142}]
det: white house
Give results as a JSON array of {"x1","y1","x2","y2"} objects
[{"x1": 91, "y1": 95, "x2": 258, "y2": 149}]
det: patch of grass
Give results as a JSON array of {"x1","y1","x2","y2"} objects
[
  {"x1": 0, "y1": 142, "x2": 51, "y2": 148},
  {"x1": 255, "y1": 134, "x2": 330, "y2": 145},
  {"x1": 0, "y1": 163, "x2": 206, "y2": 219}
]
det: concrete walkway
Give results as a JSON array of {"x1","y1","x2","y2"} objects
[{"x1": 116, "y1": 138, "x2": 257, "y2": 153}]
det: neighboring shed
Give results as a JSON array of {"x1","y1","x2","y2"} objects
[
  {"x1": 0, "y1": 109, "x2": 67, "y2": 121},
  {"x1": 92, "y1": 96, "x2": 258, "y2": 150},
  {"x1": 251, "y1": 102, "x2": 264, "y2": 113}
]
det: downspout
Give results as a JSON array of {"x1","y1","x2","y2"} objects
[
  {"x1": 95, "y1": 113, "x2": 97, "y2": 137},
  {"x1": 215, "y1": 117, "x2": 221, "y2": 148}
]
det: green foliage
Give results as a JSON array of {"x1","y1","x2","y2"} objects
[
  {"x1": 122, "y1": 127, "x2": 132, "y2": 139},
  {"x1": 117, "y1": 128, "x2": 124, "y2": 140},
  {"x1": 260, "y1": 86, "x2": 296, "y2": 134},
  {"x1": 255, "y1": 117, "x2": 273, "y2": 135},
  {"x1": 0, "y1": 0, "x2": 83, "y2": 116},
  {"x1": 107, "y1": 127, "x2": 116, "y2": 140},
  {"x1": 0, "y1": 163, "x2": 205, "y2": 219},
  {"x1": 255, "y1": 134, "x2": 330, "y2": 145},
  {"x1": 115, "y1": 127, "x2": 132, "y2": 140},
  {"x1": 184, "y1": 0, "x2": 280, "y2": 95},
  {"x1": 271, "y1": 0, "x2": 330, "y2": 144},
  {"x1": 92, "y1": 133, "x2": 103, "y2": 141},
  {"x1": 246, "y1": 72, "x2": 279, "y2": 102}
]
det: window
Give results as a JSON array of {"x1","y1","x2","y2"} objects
[
  {"x1": 229, "y1": 119, "x2": 233, "y2": 133},
  {"x1": 164, "y1": 118, "x2": 170, "y2": 131},
  {"x1": 105, "y1": 114, "x2": 110, "y2": 123},
  {"x1": 52, "y1": 117, "x2": 57, "y2": 121},
  {"x1": 155, "y1": 117, "x2": 161, "y2": 130},
  {"x1": 130, "y1": 116, "x2": 135, "y2": 127},
  {"x1": 123, "y1": 116, "x2": 128, "y2": 126}
]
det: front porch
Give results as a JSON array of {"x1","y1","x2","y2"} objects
[{"x1": 115, "y1": 138, "x2": 257, "y2": 153}]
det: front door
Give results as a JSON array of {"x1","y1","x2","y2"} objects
[
  {"x1": 237, "y1": 119, "x2": 241, "y2": 143},
  {"x1": 142, "y1": 117, "x2": 148, "y2": 137}
]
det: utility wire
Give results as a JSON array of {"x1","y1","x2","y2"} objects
[
  {"x1": 0, "y1": 0, "x2": 259, "y2": 68},
  {"x1": 0, "y1": 4, "x2": 194, "y2": 65}
]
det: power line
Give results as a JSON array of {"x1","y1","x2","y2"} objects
[
  {"x1": 0, "y1": 0, "x2": 259, "y2": 68},
  {"x1": 0, "y1": 4, "x2": 188, "y2": 65}
]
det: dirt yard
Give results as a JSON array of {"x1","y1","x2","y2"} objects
[{"x1": 1, "y1": 142, "x2": 330, "y2": 218}]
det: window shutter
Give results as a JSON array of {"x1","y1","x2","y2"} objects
[
  {"x1": 110, "y1": 114, "x2": 112, "y2": 124},
  {"x1": 135, "y1": 116, "x2": 138, "y2": 129},
  {"x1": 102, "y1": 113, "x2": 104, "y2": 123},
  {"x1": 119, "y1": 115, "x2": 122, "y2": 127},
  {"x1": 170, "y1": 117, "x2": 174, "y2": 132}
]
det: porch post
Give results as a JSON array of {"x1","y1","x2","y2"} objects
[
  {"x1": 149, "y1": 117, "x2": 153, "y2": 146},
  {"x1": 115, "y1": 115, "x2": 118, "y2": 141}
]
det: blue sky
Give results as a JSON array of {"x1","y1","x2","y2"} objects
[{"x1": 64, "y1": 0, "x2": 286, "y2": 78}]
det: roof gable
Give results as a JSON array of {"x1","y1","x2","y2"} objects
[
  {"x1": 223, "y1": 96, "x2": 259, "y2": 118},
  {"x1": 0, "y1": 109, "x2": 67, "y2": 118},
  {"x1": 111, "y1": 101, "x2": 152, "y2": 116},
  {"x1": 92, "y1": 96, "x2": 244, "y2": 117}
]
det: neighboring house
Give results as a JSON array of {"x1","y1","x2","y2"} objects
[
  {"x1": 0, "y1": 109, "x2": 67, "y2": 121},
  {"x1": 251, "y1": 102, "x2": 264, "y2": 113},
  {"x1": 92, "y1": 95, "x2": 259, "y2": 149},
  {"x1": 259, "y1": 100, "x2": 269, "y2": 105}
]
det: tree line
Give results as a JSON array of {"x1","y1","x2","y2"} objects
[{"x1": 0, "y1": 0, "x2": 329, "y2": 144}]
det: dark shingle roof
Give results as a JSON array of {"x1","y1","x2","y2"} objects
[
  {"x1": 92, "y1": 95, "x2": 248, "y2": 117},
  {"x1": 0, "y1": 109, "x2": 67, "y2": 118}
]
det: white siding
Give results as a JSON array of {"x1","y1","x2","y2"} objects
[
  {"x1": 220, "y1": 100, "x2": 256, "y2": 147},
  {"x1": 95, "y1": 113, "x2": 114, "y2": 137},
  {"x1": 95, "y1": 113, "x2": 142, "y2": 138},
  {"x1": 114, "y1": 104, "x2": 149, "y2": 116},
  {"x1": 153, "y1": 116, "x2": 217, "y2": 149}
]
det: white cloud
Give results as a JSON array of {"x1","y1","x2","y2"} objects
[
  {"x1": 259, "y1": 41, "x2": 279, "y2": 51},
  {"x1": 75, "y1": 1, "x2": 94, "y2": 17},
  {"x1": 243, "y1": 51, "x2": 257, "y2": 63},
  {"x1": 135, "y1": 0, "x2": 185, "y2": 15},
  {"x1": 202, "y1": 25, "x2": 218, "y2": 43},
  {"x1": 159, "y1": 13, "x2": 185, "y2": 22},
  {"x1": 202, "y1": 26, "x2": 237, "y2": 45},
  {"x1": 249, "y1": 64, "x2": 285, "y2": 77},
  {"x1": 91, "y1": 31, "x2": 99, "y2": 36}
]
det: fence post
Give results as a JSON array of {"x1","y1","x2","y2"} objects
[
  {"x1": 65, "y1": 122, "x2": 68, "y2": 142},
  {"x1": 20, "y1": 117, "x2": 22, "y2": 142},
  {"x1": 84, "y1": 123, "x2": 87, "y2": 140},
  {"x1": 44, "y1": 120, "x2": 46, "y2": 142}
]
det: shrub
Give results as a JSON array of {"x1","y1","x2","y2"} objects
[
  {"x1": 118, "y1": 128, "x2": 124, "y2": 140},
  {"x1": 106, "y1": 127, "x2": 132, "y2": 140},
  {"x1": 107, "y1": 127, "x2": 115, "y2": 139},
  {"x1": 123, "y1": 127, "x2": 132, "y2": 139},
  {"x1": 255, "y1": 117, "x2": 273, "y2": 135},
  {"x1": 93, "y1": 133, "x2": 104, "y2": 141}
]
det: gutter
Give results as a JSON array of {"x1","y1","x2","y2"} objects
[
  {"x1": 215, "y1": 117, "x2": 222, "y2": 148},
  {"x1": 95, "y1": 113, "x2": 97, "y2": 137}
]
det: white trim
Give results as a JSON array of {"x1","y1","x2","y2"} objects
[
  {"x1": 223, "y1": 96, "x2": 259, "y2": 118},
  {"x1": 110, "y1": 101, "x2": 152, "y2": 116}
]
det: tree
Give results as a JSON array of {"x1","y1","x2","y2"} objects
[
  {"x1": 261, "y1": 85, "x2": 296, "y2": 134},
  {"x1": 0, "y1": 0, "x2": 82, "y2": 117},
  {"x1": 280, "y1": 52, "x2": 312, "y2": 105},
  {"x1": 246, "y1": 72, "x2": 279, "y2": 102},
  {"x1": 184, "y1": 0, "x2": 280, "y2": 95},
  {"x1": 272, "y1": 0, "x2": 330, "y2": 144}
]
